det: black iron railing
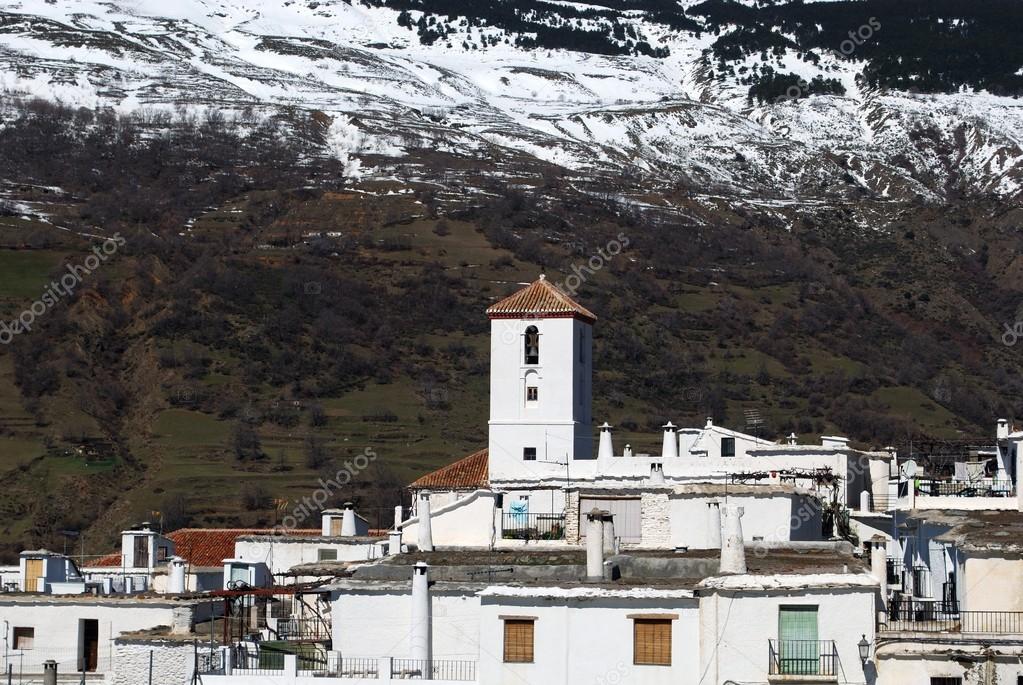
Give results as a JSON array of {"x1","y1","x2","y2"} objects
[
  {"x1": 276, "y1": 616, "x2": 331, "y2": 641},
  {"x1": 914, "y1": 479, "x2": 1015, "y2": 498},
  {"x1": 502, "y1": 513, "x2": 565, "y2": 540},
  {"x1": 195, "y1": 649, "x2": 224, "y2": 675},
  {"x1": 391, "y1": 659, "x2": 477, "y2": 681},
  {"x1": 882, "y1": 599, "x2": 1023, "y2": 633},
  {"x1": 768, "y1": 640, "x2": 837, "y2": 676}
]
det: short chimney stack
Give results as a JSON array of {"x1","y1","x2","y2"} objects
[
  {"x1": 417, "y1": 494, "x2": 434, "y2": 552},
  {"x1": 586, "y1": 508, "x2": 605, "y2": 580},
  {"x1": 341, "y1": 502, "x2": 358, "y2": 537},
  {"x1": 167, "y1": 556, "x2": 187, "y2": 594},
  {"x1": 661, "y1": 422, "x2": 678, "y2": 458},
  {"x1": 719, "y1": 505, "x2": 747, "y2": 574},
  {"x1": 410, "y1": 562, "x2": 431, "y2": 662},
  {"x1": 598, "y1": 422, "x2": 615, "y2": 461},
  {"x1": 649, "y1": 463, "x2": 665, "y2": 484}
]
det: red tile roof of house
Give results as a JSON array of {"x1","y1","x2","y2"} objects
[
  {"x1": 409, "y1": 448, "x2": 489, "y2": 490},
  {"x1": 90, "y1": 528, "x2": 321, "y2": 568},
  {"x1": 486, "y1": 276, "x2": 596, "y2": 323}
]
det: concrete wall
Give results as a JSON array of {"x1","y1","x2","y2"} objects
[
  {"x1": 402, "y1": 491, "x2": 499, "y2": 548},
  {"x1": 877, "y1": 646, "x2": 1023, "y2": 685},
  {"x1": 332, "y1": 590, "x2": 481, "y2": 660},
  {"x1": 699, "y1": 587, "x2": 876, "y2": 685},
  {"x1": 963, "y1": 556, "x2": 1023, "y2": 612},
  {"x1": 479, "y1": 595, "x2": 699, "y2": 685},
  {"x1": 110, "y1": 638, "x2": 195, "y2": 685}
]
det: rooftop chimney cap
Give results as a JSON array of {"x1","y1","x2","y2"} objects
[
  {"x1": 600, "y1": 422, "x2": 613, "y2": 431},
  {"x1": 663, "y1": 421, "x2": 676, "y2": 430},
  {"x1": 587, "y1": 507, "x2": 606, "y2": 520},
  {"x1": 705, "y1": 417, "x2": 713, "y2": 428},
  {"x1": 343, "y1": 501, "x2": 354, "y2": 509}
]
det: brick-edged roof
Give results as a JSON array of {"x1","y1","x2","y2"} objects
[
  {"x1": 410, "y1": 448, "x2": 489, "y2": 490},
  {"x1": 486, "y1": 276, "x2": 596, "y2": 323},
  {"x1": 89, "y1": 528, "x2": 321, "y2": 569}
]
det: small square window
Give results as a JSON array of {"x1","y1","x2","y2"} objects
[
  {"x1": 13, "y1": 627, "x2": 34, "y2": 650},
  {"x1": 503, "y1": 619, "x2": 535, "y2": 663},
  {"x1": 523, "y1": 448, "x2": 537, "y2": 461},
  {"x1": 633, "y1": 619, "x2": 671, "y2": 666},
  {"x1": 526, "y1": 387, "x2": 538, "y2": 402},
  {"x1": 317, "y1": 549, "x2": 338, "y2": 561},
  {"x1": 721, "y1": 437, "x2": 736, "y2": 457}
]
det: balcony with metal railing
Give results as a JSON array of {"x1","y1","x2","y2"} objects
[
  {"x1": 768, "y1": 640, "x2": 838, "y2": 679},
  {"x1": 880, "y1": 598, "x2": 1023, "y2": 634},
  {"x1": 274, "y1": 616, "x2": 331, "y2": 641},
  {"x1": 197, "y1": 650, "x2": 478, "y2": 682},
  {"x1": 913, "y1": 478, "x2": 1015, "y2": 498},
  {"x1": 501, "y1": 513, "x2": 565, "y2": 541}
]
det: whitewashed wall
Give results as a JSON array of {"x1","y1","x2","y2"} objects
[
  {"x1": 402, "y1": 491, "x2": 499, "y2": 548},
  {"x1": 478, "y1": 593, "x2": 699, "y2": 685},
  {"x1": 233, "y1": 538, "x2": 384, "y2": 573},
  {"x1": 332, "y1": 590, "x2": 481, "y2": 660},
  {"x1": 699, "y1": 587, "x2": 876, "y2": 685}
]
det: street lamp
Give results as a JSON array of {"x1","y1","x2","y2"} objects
[{"x1": 857, "y1": 634, "x2": 871, "y2": 662}]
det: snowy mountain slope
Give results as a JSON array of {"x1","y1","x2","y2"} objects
[{"x1": 1, "y1": 0, "x2": 1022, "y2": 208}]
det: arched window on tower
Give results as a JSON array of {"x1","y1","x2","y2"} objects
[{"x1": 524, "y1": 326, "x2": 539, "y2": 365}]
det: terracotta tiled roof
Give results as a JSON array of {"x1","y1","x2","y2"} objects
[
  {"x1": 409, "y1": 448, "x2": 489, "y2": 490},
  {"x1": 486, "y1": 276, "x2": 597, "y2": 323},
  {"x1": 89, "y1": 528, "x2": 321, "y2": 568}
]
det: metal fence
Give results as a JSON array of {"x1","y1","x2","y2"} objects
[
  {"x1": 882, "y1": 599, "x2": 1023, "y2": 633},
  {"x1": 391, "y1": 659, "x2": 477, "y2": 681},
  {"x1": 323, "y1": 656, "x2": 380, "y2": 678},
  {"x1": 276, "y1": 616, "x2": 332, "y2": 641},
  {"x1": 768, "y1": 640, "x2": 837, "y2": 676},
  {"x1": 501, "y1": 513, "x2": 565, "y2": 540},
  {"x1": 914, "y1": 478, "x2": 1015, "y2": 498},
  {"x1": 1, "y1": 646, "x2": 113, "y2": 677}
]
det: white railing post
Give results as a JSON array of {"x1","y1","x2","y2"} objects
[
  {"x1": 379, "y1": 656, "x2": 394, "y2": 681},
  {"x1": 220, "y1": 646, "x2": 233, "y2": 675},
  {"x1": 284, "y1": 654, "x2": 298, "y2": 677}
]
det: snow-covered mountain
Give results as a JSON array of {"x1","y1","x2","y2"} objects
[{"x1": 2, "y1": 0, "x2": 1022, "y2": 210}]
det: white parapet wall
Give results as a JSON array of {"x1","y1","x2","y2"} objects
[{"x1": 401, "y1": 490, "x2": 500, "y2": 548}]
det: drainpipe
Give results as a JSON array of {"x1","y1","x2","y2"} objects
[
  {"x1": 410, "y1": 562, "x2": 431, "y2": 663},
  {"x1": 586, "y1": 508, "x2": 605, "y2": 581},
  {"x1": 418, "y1": 494, "x2": 434, "y2": 552}
]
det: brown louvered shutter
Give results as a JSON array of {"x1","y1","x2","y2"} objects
[
  {"x1": 633, "y1": 619, "x2": 671, "y2": 666},
  {"x1": 503, "y1": 619, "x2": 535, "y2": 663}
]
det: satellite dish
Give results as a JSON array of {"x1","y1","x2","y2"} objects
[{"x1": 902, "y1": 460, "x2": 918, "y2": 479}]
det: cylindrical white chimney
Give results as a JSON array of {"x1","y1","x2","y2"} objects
[
  {"x1": 586, "y1": 509, "x2": 605, "y2": 580},
  {"x1": 598, "y1": 423, "x2": 614, "y2": 461},
  {"x1": 661, "y1": 422, "x2": 678, "y2": 458},
  {"x1": 389, "y1": 530, "x2": 403, "y2": 556},
  {"x1": 167, "y1": 556, "x2": 186, "y2": 594},
  {"x1": 719, "y1": 505, "x2": 747, "y2": 574},
  {"x1": 341, "y1": 502, "x2": 358, "y2": 537},
  {"x1": 601, "y1": 511, "x2": 616, "y2": 555},
  {"x1": 870, "y1": 537, "x2": 888, "y2": 609},
  {"x1": 650, "y1": 463, "x2": 665, "y2": 484},
  {"x1": 410, "y1": 562, "x2": 431, "y2": 663},
  {"x1": 707, "y1": 501, "x2": 722, "y2": 549},
  {"x1": 394, "y1": 505, "x2": 404, "y2": 530},
  {"x1": 418, "y1": 494, "x2": 434, "y2": 552},
  {"x1": 998, "y1": 419, "x2": 1009, "y2": 440}
]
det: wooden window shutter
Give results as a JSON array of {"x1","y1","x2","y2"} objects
[
  {"x1": 503, "y1": 619, "x2": 535, "y2": 663},
  {"x1": 633, "y1": 619, "x2": 671, "y2": 666}
]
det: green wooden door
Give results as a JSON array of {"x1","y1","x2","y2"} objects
[{"x1": 778, "y1": 606, "x2": 819, "y2": 675}]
